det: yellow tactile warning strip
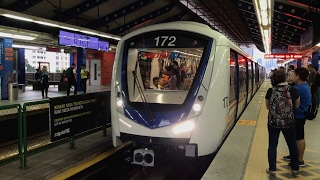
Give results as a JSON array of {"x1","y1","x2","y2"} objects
[
  {"x1": 237, "y1": 120, "x2": 256, "y2": 126},
  {"x1": 243, "y1": 82, "x2": 320, "y2": 180},
  {"x1": 50, "y1": 142, "x2": 132, "y2": 180}
]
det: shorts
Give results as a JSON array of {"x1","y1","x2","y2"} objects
[{"x1": 295, "y1": 118, "x2": 306, "y2": 140}]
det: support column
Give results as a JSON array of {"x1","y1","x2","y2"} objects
[
  {"x1": 17, "y1": 49, "x2": 25, "y2": 88},
  {"x1": 297, "y1": 59, "x2": 302, "y2": 68},
  {"x1": 0, "y1": 38, "x2": 13, "y2": 100},
  {"x1": 312, "y1": 52, "x2": 319, "y2": 70},
  {"x1": 76, "y1": 48, "x2": 86, "y2": 91}
]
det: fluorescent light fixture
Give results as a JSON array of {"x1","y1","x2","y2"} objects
[
  {"x1": 60, "y1": 26, "x2": 79, "y2": 31},
  {"x1": 34, "y1": 21, "x2": 59, "y2": 27},
  {"x1": 80, "y1": 30, "x2": 98, "y2": 36},
  {"x1": 173, "y1": 121, "x2": 195, "y2": 134},
  {"x1": 0, "y1": 32, "x2": 35, "y2": 40},
  {"x1": 260, "y1": 0, "x2": 268, "y2": 11},
  {"x1": 3, "y1": 14, "x2": 33, "y2": 22},
  {"x1": 12, "y1": 44, "x2": 44, "y2": 49},
  {"x1": 1, "y1": 11, "x2": 121, "y2": 41}
]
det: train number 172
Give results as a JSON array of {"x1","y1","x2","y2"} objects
[{"x1": 154, "y1": 36, "x2": 176, "y2": 47}]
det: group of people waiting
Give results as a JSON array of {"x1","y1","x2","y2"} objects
[
  {"x1": 35, "y1": 63, "x2": 89, "y2": 98},
  {"x1": 266, "y1": 65, "x2": 316, "y2": 176},
  {"x1": 142, "y1": 60, "x2": 192, "y2": 90}
]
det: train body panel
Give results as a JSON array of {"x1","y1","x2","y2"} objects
[{"x1": 111, "y1": 21, "x2": 266, "y2": 161}]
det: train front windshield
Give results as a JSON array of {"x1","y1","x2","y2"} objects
[{"x1": 122, "y1": 30, "x2": 211, "y2": 111}]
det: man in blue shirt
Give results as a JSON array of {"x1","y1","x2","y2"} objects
[{"x1": 283, "y1": 67, "x2": 311, "y2": 167}]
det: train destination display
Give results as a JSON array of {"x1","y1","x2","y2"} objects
[{"x1": 59, "y1": 30, "x2": 109, "y2": 51}]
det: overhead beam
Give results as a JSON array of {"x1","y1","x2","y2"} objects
[
  {"x1": 52, "y1": 0, "x2": 110, "y2": 22},
  {"x1": 85, "y1": 0, "x2": 155, "y2": 30},
  {"x1": 5, "y1": 0, "x2": 44, "y2": 12},
  {"x1": 109, "y1": 3, "x2": 176, "y2": 35},
  {"x1": 159, "y1": 12, "x2": 187, "y2": 23}
]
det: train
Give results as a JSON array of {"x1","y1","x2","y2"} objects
[{"x1": 111, "y1": 21, "x2": 265, "y2": 166}]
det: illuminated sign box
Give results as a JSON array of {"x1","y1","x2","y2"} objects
[
  {"x1": 58, "y1": 30, "x2": 109, "y2": 51},
  {"x1": 264, "y1": 54, "x2": 303, "y2": 59}
]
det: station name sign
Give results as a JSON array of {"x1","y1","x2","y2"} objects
[{"x1": 264, "y1": 54, "x2": 303, "y2": 59}]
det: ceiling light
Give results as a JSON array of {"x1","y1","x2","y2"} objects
[
  {"x1": 3, "y1": 14, "x2": 33, "y2": 22},
  {"x1": 12, "y1": 44, "x2": 44, "y2": 50},
  {"x1": 34, "y1": 21, "x2": 59, "y2": 27},
  {"x1": 0, "y1": 32, "x2": 35, "y2": 40},
  {"x1": 60, "y1": 26, "x2": 79, "y2": 32},
  {"x1": 80, "y1": 30, "x2": 98, "y2": 36}
]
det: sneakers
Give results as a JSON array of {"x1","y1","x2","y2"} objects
[
  {"x1": 283, "y1": 155, "x2": 291, "y2": 161},
  {"x1": 289, "y1": 161, "x2": 305, "y2": 167},
  {"x1": 291, "y1": 169, "x2": 299, "y2": 175},
  {"x1": 266, "y1": 169, "x2": 276, "y2": 176}
]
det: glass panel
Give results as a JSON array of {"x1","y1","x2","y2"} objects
[
  {"x1": 238, "y1": 55, "x2": 247, "y2": 97},
  {"x1": 229, "y1": 51, "x2": 236, "y2": 103},
  {"x1": 248, "y1": 60, "x2": 252, "y2": 91},
  {"x1": 124, "y1": 30, "x2": 210, "y2": 106}
]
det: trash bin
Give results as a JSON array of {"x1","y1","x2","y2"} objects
[{"x1": 8, "y1": 83, "x2": 18, "y2": 101}]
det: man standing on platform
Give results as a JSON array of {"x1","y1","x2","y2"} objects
[
  {"x1": 66, "y1": 63, "x2": 77, "y2": 96},
  {"x1": 283, "y1": 67, "x2": 311, "y2": 167},
  {"x1": 80, "y1": 64, "x2": 88, "y2": 93}
]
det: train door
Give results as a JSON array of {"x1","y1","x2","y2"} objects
[
  {"x1": 225, "y1": 50, "x2": 238, "y2": 133},
  {"x1": 252, "y1": 62, "x2": 257, "y2": 94},
  {"x1": 237, "y1": 54, "x2": 247, "y2": 118},
  {"x1": 247, "y1": 60, "x2": 253, "y2": 103}
]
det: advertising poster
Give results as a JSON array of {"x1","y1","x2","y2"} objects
[{"x1": 49, "y1": 91, "x2": 110, "y2": 142}]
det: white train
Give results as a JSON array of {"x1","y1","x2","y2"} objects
[{"x1": 111, "y1": 21, "x2": 265, "y2": 166}]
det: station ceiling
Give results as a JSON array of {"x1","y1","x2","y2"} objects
[{"x1": 0, "y1": 0, "x2": 319, "y2": 53}]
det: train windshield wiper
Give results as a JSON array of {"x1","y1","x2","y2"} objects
[{"x1": 132, "y1": 66, "x2": 154, "y2": 121}]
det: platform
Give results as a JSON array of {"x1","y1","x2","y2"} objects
[
  {"x1": 0, "y1": 85, "x2": 110, "y2": 105},
  {"x1": 202, "y1": 80, "x2": 320, "y2": 180}
]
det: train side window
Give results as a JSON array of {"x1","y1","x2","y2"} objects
[
  {"x1": 229, "y1": 51, "x2": 236, "y2": 104},
  {"x1": 238, "y1": 54, "x2": 246, "y2": 97}
]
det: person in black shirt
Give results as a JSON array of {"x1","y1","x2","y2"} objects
[
  {"x1": 66, "y1": 63, "x2": 77, "y2": 96},
  {"x1": 35, "y1": 68, "x2": 40, "y2": 81}
]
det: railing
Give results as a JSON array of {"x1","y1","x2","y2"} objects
[
  {"x1": 0, "y1": 104, "x2": 22, "y2": 167},
  {"x1": 0, "y1": 99, "x2": 110, "y2": 168}
]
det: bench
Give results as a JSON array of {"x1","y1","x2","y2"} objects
[{"x1": 27, "y1": 81, "x2": 68, "y2": 91}]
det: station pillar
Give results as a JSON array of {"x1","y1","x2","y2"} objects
[
  {"x1": 312, "y1": 52, "x2": 319, "y2": 70},
  {"x1": 297, "y1": 59, "x2": 302, "y2": 68},
  {"x1": 0, "y1": 38, "x2": 13, "y2": 100},
  {"x1": 76, "y1": 47, "x2": 86, "y2": 91},
  {"x1": 17, "y1": 49, "x2": 26, "y2": 87}
]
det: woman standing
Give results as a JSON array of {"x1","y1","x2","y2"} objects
[
  {"x1": 40, "y1": 66, "x2": 49, "y2": 98},
  {"x1": 265, "y1": 70, "x2": 300, "y2": 176}
]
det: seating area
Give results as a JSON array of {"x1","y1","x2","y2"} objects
[
  {"x1": 27, "y1": 80, "x2": 68, "y2": 91},
  {"x1": 25, "y1": 72, "x2": 68, "y2": 91}
]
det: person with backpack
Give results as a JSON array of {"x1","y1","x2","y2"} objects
[
  {"x1": 39, "y1": 66, "x2": 49, "y2": 99},
  {"x1": 283, "y1": 67, "x2": 311, "y2": 168},
  {"x1": 313, "y1": 65, "x2": 320, "y2": 108},
  {"x1": 66, "y1": 63, "x2": 77, "y2": 96},
  {"x1": 80, "y1": 64, "x2": 89, "y2": 93},
  {"x1": 265, "y1": 70, "x2": 300, "y2": 176}
]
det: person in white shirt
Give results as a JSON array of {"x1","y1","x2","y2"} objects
[
  {"x1": 287, "y1": 65, "x2": 295, "y2": 86},
  {"x1": 150, "y1": 77, "x2": 161, "y2": 90}
]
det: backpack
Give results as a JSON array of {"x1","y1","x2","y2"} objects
[
  {"x1": 86, "y1": 70, "x2": 90, "y2": 79},
  {"x1": 315, "y1": 72, "x2": 320, "y2": 87},
  {"x1": 301, "y1": 95, "x2": 318, "y2": 120},
  {"x1": 66, "y1": 67, "x2": 74, "y2": 79},
  {"x1": 268, "y1": 86, "x2": 294, "y2": 128}
]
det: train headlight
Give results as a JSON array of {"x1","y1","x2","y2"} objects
[
  {"x1": 117, "y1": 99, "x2": 123, "y2": 106},
  {"x1": 192, "y1": 104, "x2": 201, "y2": 112},
  {"x1": 173, "y1": 121, "x2": 195, "y2": 134}
]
